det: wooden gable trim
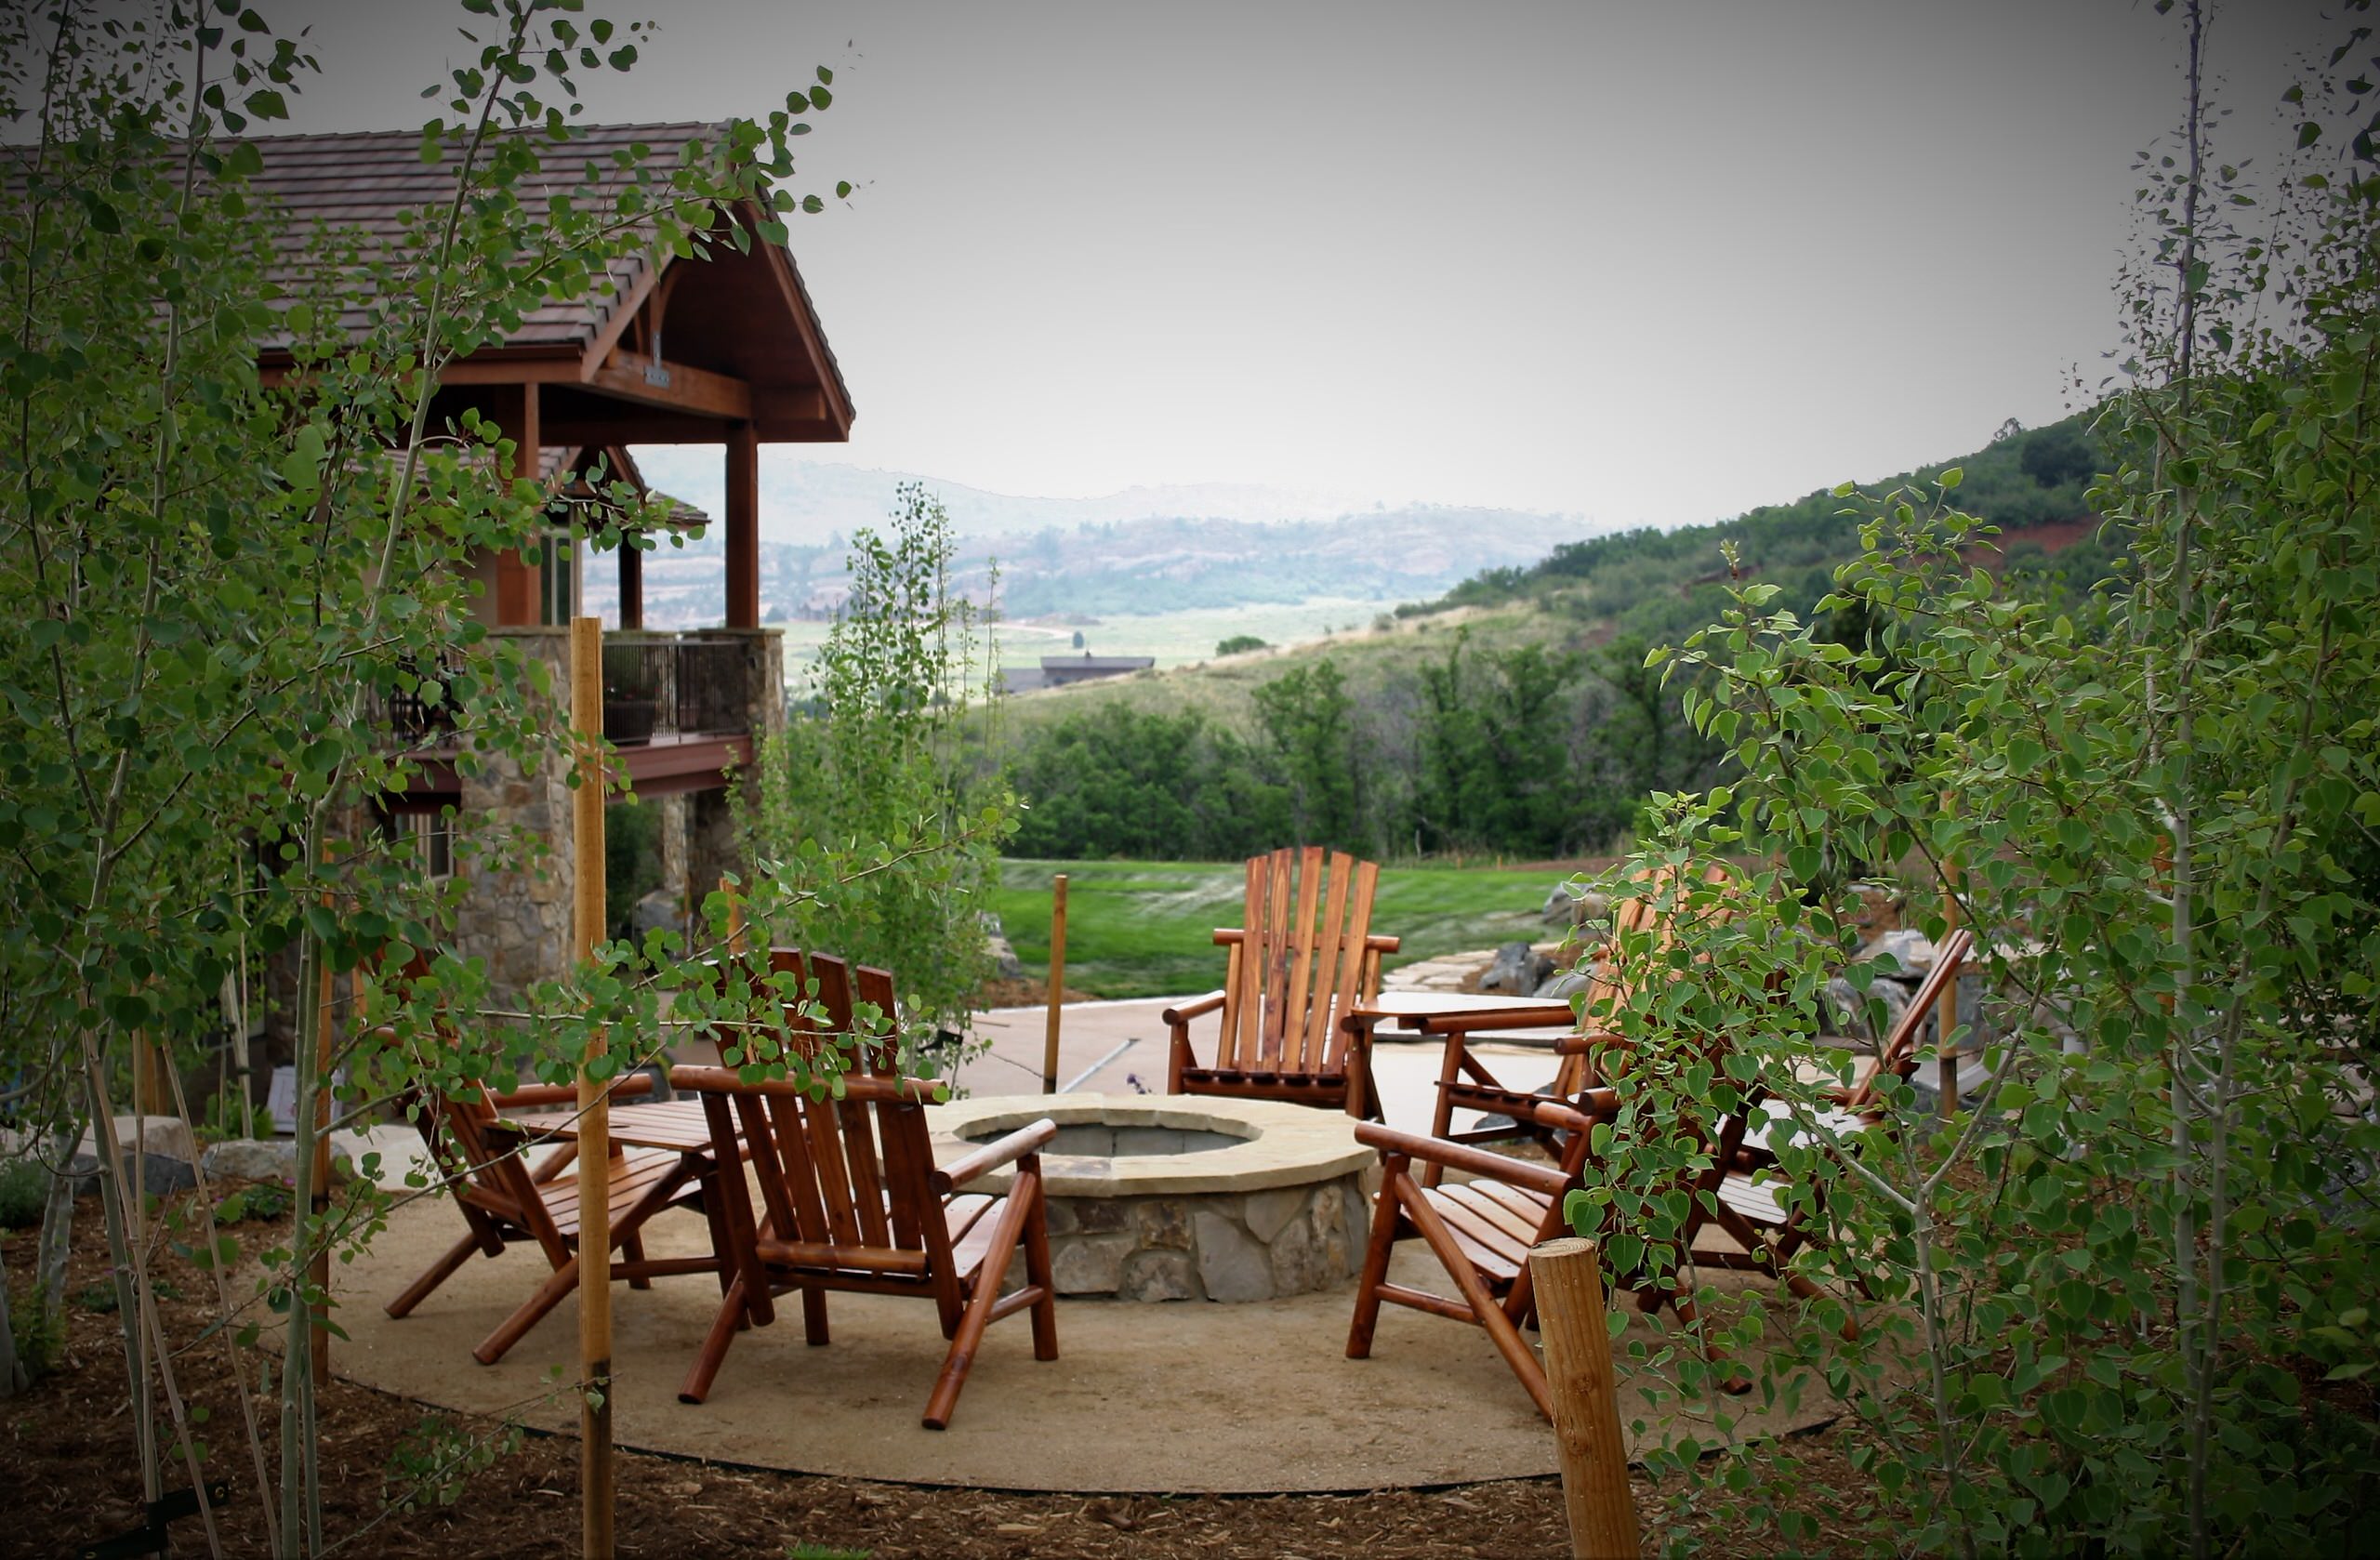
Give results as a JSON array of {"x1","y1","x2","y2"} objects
[{"x1": 584, "y1": 346, "x2": 753, "y2": 420}]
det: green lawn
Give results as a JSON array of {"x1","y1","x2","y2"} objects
[{"x1": 987, "y1": 857, "x2": 1564, "y2": 999}]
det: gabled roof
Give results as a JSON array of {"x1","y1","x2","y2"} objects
[{"x1": 245, "y1": 121, "x2": 853, "y2": 442}]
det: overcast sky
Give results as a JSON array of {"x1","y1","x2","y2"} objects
[{"x1": 264, "y1": 1, "x2": 2340, "y2": 527}]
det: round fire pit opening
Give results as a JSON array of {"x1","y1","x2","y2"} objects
[{"x1": 926, "y1": 1093, "x2": 1373, "y2": 1303}]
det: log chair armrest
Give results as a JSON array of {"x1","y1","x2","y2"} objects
[
  {"x1": 1161, "y1": 991, "x2": 1227, "y2": 1028},
  {"x1": 932, "y1": 1118, "x2": 1059, "y2": 1194},
  {"x1": 489, "y1": 1074, "x2": 655, "y2": 1112},
  {"x1": 1552, "y1": 1028, "x2": 1629, "y2": 1057},
  {"x1": 1527, "y1": 1095, "x2": 1617, "y2": 1135},
  {"x1": 1354, "y1": 1121, "x2": 1573, "y2": 1197},
  {"x1": 1402, "y1": 1003, "x2": 1577, "y2": 1035}
]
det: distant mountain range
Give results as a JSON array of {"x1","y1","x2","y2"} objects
[
  {"x1": 626, "y1": 452, "x2": 1391, "y2": 545},
  {"x1": 588, "y1": 456, "x2": 1602, "y2": 628}
]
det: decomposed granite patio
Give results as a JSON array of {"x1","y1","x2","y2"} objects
[{"x1": 328, "y1": 1116, "x2": 1854, "y2": 1494}]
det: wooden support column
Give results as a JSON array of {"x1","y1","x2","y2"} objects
[
  {"x1": 570, "y1": 617, "x2": 615, "y2": 1557},
  {"x1": 618, "y1": 538, "x2": 643, "y2": 630},
  {"x1": 495, "y1": 383, "x2": 542, "y2": 627},
  {"x1": 724, "y1": 421, "x2": 759, "y2": 629}
]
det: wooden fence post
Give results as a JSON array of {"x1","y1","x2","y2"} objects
[
  {"x1": 1527, "y1": 1236, "x2": 1639, "y2": 1559},
  {"x1": 1041, "y1": 874, "x2": 1068, "y2": 1093},
  {"x1": 571, "y1": 616, "x2": 615, "y2": 1560},
  {"x1": 310, "y1": 919, "x2": 335, "y2": 1386},
  {"x1": 1937, "y1": 839, "x2": 1964, "y2": 1118}
]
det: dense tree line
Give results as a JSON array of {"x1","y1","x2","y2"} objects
[{"x1": 1003, "y1": 628, "x2": 1724, "y2": 861}]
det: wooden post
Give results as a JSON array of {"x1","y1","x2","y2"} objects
[
  {"x1": 570, "y1": 616, "x2": 615, "y2": 1560},
  {"x1": 723, "y1": 422, "x2": 759, "y2": 630},
  {"x1": 1041, "y1": 874, "x2": 1069, "y2": 1094},
  {"x1": 309, "y1": 929, "x2": 335, "y2": 1386},
  {"x1": 1527, "y1": 1236, "x2": 1640, "y2": 1559},
  {"x1": 617, "y1": 537, "x2": 643, "y2": 630},
  {"x1": 495, "y1": 382, "x2": 542, "y2": 627}
]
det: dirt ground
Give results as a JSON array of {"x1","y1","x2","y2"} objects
[{"x1": 3, "y1": 1186, "x2": 1870, "y2": 1559}]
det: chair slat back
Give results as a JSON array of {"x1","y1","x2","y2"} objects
[
  {"x1": 414, "y1": 1087, "x2": 566, "y2": 1255},
  {"x1": 1550, "y1": 861, "x2": 1740, "y2": 1097},
  {"x1": 707, "y1": 961, "x2": 951, "y2": 1292},
  {"x1": 1211, "y1": 848, "x2": 1389, "y2": 1077},
  {"x1": 1847, "y1": 926, "x2": 1975, "y2": 1108}
]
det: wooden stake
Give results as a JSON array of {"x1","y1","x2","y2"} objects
[
  {"x1": 1937, "y1": 839, "x2": 1964, "y2": 1118},
  {"x1": 570, "y1": 616, "x2": 615, "y2": 1560},
  {"x1": 309, "y1": 931, "x2": 334, "y2": 1387},
  {"x1": 1527, "y1": 1236, "x2": 1640, "y2": 1559},
  {"x1": 1041, "y1": 874, "x2": 1068, "y2": 1094}
]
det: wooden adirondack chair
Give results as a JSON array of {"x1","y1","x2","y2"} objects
[
  {"x1": 669, "y1": 1061, "x2": 1059, "y2": 1430},
  {"x1": 696, "y1": 945, "x2": 902, "y2": 1077},
  {"x1": 1711, "y1": 928, "x2": 1976, "y2": 1290},
  {"x1": 385, "y1": 1075, "x2": 725, "y2": 1365},
  {"x1": 1165, "y1": 847, "x2": 1400, "y2": 1117},
  {"x1": 1347, "y1": 861, "x2": 1735, "y2": 1179},
  {"x1": 1345, "y1": 1096, "x2": 1613, "y2": 1420}
]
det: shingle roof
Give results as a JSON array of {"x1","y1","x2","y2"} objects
[
  {"x1": 246, "y1": 122, "x2": 717, "y2": 350},
  {"x1": 243, "y1": 121, "x2": 851, "y2": 418}
]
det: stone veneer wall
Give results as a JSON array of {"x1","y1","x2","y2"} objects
[
  {"x1": 451, "y1": 627, "x2": 574, "y2": 1009},
  {"x1": 448, "y1": 627, "x2": 782, "y2": 1012},
  {"x1": 1045, "y1": 1174, "x2": 1368, "y2": 1302}
]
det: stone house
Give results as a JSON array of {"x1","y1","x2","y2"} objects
[{"x1": 245, "y1": 122, "x2": 855, "y2": 1035}]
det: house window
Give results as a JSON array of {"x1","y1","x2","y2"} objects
[
  {"x1": 382, "y1": 806, "x2": 455, "y2": 880},
  {"x1": 537, "y1": 527, "x2": 576, "y2": 627}
]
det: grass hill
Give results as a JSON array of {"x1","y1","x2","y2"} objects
[
  {"x1": 1403, "y1": 412, "x2": 2111, "y2": 643},
  {"x1": 984, "y1": 412, "x2": 2119, "y2": 865},
  {"x1": 994, "y1": 412, "x2": 2113, "y2": 740}
]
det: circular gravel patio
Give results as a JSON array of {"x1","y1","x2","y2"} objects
[{"x1": 328, "y1": 1172, "x2": 1849, "y2": 1493}]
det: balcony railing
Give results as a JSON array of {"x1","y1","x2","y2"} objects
[
  {"x1": 381, "y1": 651, "x2": 465, "y2": 747},
  {"x1": 601, "y1": 632, "x2": 753, "y2": 745}
]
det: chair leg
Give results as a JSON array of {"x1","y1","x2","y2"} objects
[
  {"x1": 801, "y1": 1285, "x2": 830, "y2": 1346},
  {"x1": 387, "y1": 1229, "x2": 483, "y2": 1319},
  {"x1": 623, "y1": 1231, "x2": 652, "y2": 1290},
  {"x1": 923, "y1": 1180, "x2": 1033, "y2": 1431},
  {"x1": 1395, "y1": 1175, "x2": 1554, "y2": 1420},
  {"x1": 475, "y1": 1254, "x2": 578, "y2": 1366},
  {"x1": 1020, "y1": 1177, "x2": 1059, "y2": 1362},
  {"x1": 1345, "y1": 1156, "x2": 1407, "y2": 1360},
  {"x1": 679, "y1": 1275, "x2": 750, "y2": 1404}
]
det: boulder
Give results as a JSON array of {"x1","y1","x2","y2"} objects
[
  {"x1": 1478, "y1": 941, "x2": 1555, "y2": 997},
  {"x1": 1540, "y1": 883, "x2": 1613, "y2": 928},
  {"x1": 79, "y1": 1114, "x2": 196, "y2": 1166},
  {"x1": 1534, "y1": 969, "x2": 1591, "y2": 1001},
  {"x1": 1824, "y1": 972, "x2": 1912, "y2": 1044},
  {"x1": 1858, "y1": 928, "x2": 1937, "y2": 979},
  {"x1": 200, "y1": 1137, "x2": 355, "y2": 1187},
  {"x1": 628, "y1": 887, "x2": 684, "y2": 944}
]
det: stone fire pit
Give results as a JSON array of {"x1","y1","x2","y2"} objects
[{"x1": 926, "y1": 1093, "x2": 1373, "y2": 1303}]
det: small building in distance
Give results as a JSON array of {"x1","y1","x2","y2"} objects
[{"x1": 1002, "y1": 652, "x2": 1157, "y2": 694}]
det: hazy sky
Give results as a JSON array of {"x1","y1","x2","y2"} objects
[{"x1": 264, "y1": 1, "x2": 2339, "y2": 527}]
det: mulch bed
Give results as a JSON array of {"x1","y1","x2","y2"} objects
[{"x1": 4, "y1": 1188, "x2": 1866, "y2": 1558}]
